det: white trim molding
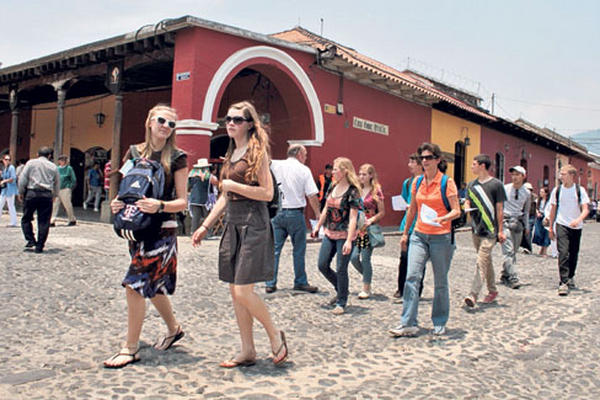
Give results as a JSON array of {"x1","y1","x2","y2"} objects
[
  {"x1": 175, "y1": 119, "x2": 219, "y2": 137},
  {"x1": 202, "y1": 45, "x2": 324, "y2": 146}
]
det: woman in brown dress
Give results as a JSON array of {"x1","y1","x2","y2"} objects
[
  {"x1": 192, "y1": 101, "x2": 288, "y2": 368},
  {"x1": 103, "y1": 104, "x2": 188, "y2": 368}
]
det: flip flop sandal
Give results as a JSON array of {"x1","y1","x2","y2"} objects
[
  {"x1": 154, "y1": 326, "x2": 185, "y2": 351},
  {"x1": 103, "y1": 349, "x2": 140, "y2": 369},
  {"x1": 219, "y1": 359, "x2": 256, "y2": 368},
  {"x1": 272, "y1": 330, "x2": 288, "y2": 366}
]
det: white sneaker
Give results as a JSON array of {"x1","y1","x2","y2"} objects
[
  {"x1": 358, "y1": 290, "x2": 371, "y2": 299},
  {"x1": 332, "y1": 306, "x2": 345, "y2": 315},
  {"x1": 94, "y1": 208, "x2": 99, "y2": 212},
  {"x1": 83, "y1": 203, "x2": 88, "y2": 210},
  {"x1": 432, "y1": 325, "x2": 446, "y2": 336},
  {"x1": 389, "y1": 325, "x2": 419, "y2": 337}
]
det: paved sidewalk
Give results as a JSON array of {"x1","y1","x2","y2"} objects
[{"x1": 1, "y1": 213, "x2": 599, "y2": 399}]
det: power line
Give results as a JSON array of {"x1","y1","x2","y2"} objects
[{"x1": 496, "y1": 96, "x2": 600, "y2": 112}]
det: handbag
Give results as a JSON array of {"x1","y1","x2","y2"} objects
[{"x1": 367, "y1": 224, "x2": 385, "y2": 248}]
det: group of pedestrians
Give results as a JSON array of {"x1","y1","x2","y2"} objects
[{"x1": 6, "y1": 99, "x2": 590, "y2": 368}]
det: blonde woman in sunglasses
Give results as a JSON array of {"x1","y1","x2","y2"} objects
[{"x1": 104, "y1": 104, "x2": 188, "y2": 368}]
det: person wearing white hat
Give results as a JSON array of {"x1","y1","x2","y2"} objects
[
  {"x1": 500, "y1": 165, "x2": 531, "y2": 289},
  {"x1": 188, "y1": 158, "x2": 218, "y2": 233}
]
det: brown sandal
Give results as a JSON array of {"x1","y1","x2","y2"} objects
[
  {"x1": 103, "y1": 349, "x2": 140, "y2": 369},
  {"x1": 272, "y1": 331, "x2": 288, "y2": 366}
]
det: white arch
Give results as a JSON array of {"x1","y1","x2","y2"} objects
[{"x1": 202, "y1": 45, "x2": 323, "y2": 146}]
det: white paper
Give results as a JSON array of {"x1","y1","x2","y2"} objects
[
  {"x1": 309, "y1": 219, "x2": 324, "y2": 238},
  {"x1": 420, "y1": 203, "x2": 442, "y2": 227},
  {"x1": 119, "y1": 159, "x2": 134, "y2": 176},
  {"x1": 391, "y1": 195, "x2": 408, "y2": 211}
]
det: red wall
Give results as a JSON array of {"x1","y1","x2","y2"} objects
[{"x1": 481, "y1": 126, "x2": 557, "y2": 191}]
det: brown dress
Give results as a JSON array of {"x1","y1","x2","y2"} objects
[{"x1": 218, "y1": 156, "x2": 274, "y2": 284}]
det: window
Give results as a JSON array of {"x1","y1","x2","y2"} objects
[{"x1": 495, "y1": 152, "x2": 505, "y2": 182}]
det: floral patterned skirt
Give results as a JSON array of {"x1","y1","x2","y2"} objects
[{"x1": 122, "y1": 227, "x2": 177, "y2": 298}]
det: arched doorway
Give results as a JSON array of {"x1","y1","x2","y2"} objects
[
  {"x1": 213, "y1": 65, "x2": 313, "y2": 159},
  {"x1": 454, "y1": 141, "x2": 466, "y2": 187}
]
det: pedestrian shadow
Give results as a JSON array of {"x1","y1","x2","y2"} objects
[
  {"x1": 462, "y1": 302, "x2": 509, "y2": 314},
  {"x1": 427, "y1": 328, "x2": 467, "y2": 344},
  {"x1": 344, "y1": 305, "x2": 369, "y2": 316},
  {"x1": 24, "y1": 248, "x2": 64, "y2": 254},
  {"x1": 144, "y1": 346, "x2": 207, "y2": 366},
  {"x1": 367, "y1": 293, "x2": 389, "y2": 302}
]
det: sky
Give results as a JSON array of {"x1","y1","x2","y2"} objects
[{"x1": 1, "y1": 0, "x2": 599, "y2": 136}]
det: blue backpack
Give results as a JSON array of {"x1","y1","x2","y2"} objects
[{"x1": 113, "y1": 145, "x2": 165, "y2": 241}]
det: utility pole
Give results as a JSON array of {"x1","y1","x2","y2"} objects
[
  {"x1": 320, "y1": 18, "x2": 324, "y2": 36},
  {"x1": 491, "y1": 93, "x2": 495, "y2": 114}
]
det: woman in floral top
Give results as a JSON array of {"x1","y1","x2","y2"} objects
[
  {"x1": 350, "y1": 164, "x2": 385, "y2": 299},
  {"x1": 312, "y1": 157, "x2": 360, "y2": 315}
]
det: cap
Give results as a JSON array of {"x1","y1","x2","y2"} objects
[
  {"x1": 509, "y1": 165, "x2": 526, "y2": 176},
  {"x1": 193, "y1": 158, "x2": 211, "y2": 168}
]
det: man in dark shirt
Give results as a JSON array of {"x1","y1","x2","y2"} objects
[
  {"x1": 316, "y1": 164, "x2": 333, "y2": 210},
  {"x1": 464, "y1": 154, "x2": 506, "y2": 307}
]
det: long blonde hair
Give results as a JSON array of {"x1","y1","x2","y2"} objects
[
  {"x1": 139, "y1": 104, "x2": 179, "y2": 174},
  {"x1": 359, "y1": 163, "x2": 382, "y2": 201},
  {"x1": 333, "y1": 157, "x2": 361, "y2": 191},
  {"x1": 222, "y1": 101, "x2": 271, "y2": 183}
]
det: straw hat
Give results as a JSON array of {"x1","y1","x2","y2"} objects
[{"x1": 193, "y1": 158, "x2": 211, "y2": 168}]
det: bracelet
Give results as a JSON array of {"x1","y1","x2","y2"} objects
[{"x1": 201, "y1": 224, "x2": 210, "y2": 230}]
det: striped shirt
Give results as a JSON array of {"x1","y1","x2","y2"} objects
[{"x1": 467, "y1": 177, "x2": 506, "y2": 238}]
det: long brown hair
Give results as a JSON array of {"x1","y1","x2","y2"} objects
[
  {"x1": 222, "y1": 101, "x2": 271, "y2": 183},
  {"x1": 359, "y1": 163, "x2": 382, "y2": 201},
  {"x1": 139, "y1": 104, "x2": 179, "y2": 174},
  {"x1": 332, "y1": 157, "x2": 361, "y2": 191}
]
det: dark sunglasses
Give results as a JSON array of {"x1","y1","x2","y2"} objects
[
  {"x1": 418, "y1": 155, "x2": 438, "y2": 161},
  {"x1": 225, "y1": 115, "x2": 251, "y2": 125},
  {"x1": 3, "y1": 158, "x2": 10, "y2": 161},
  {"x1": 153, "y1": 116, "x2": 176, "y2": 129}
]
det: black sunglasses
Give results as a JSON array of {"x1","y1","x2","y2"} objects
[
  {"x1": 225, "y1": 115, "x2": 252, "y2": 125},
  {"x1": 418, "y1": 155, "x2": 438, "y2": 161},
  {"x1": 153, "y1": 116, "x2": 176, "y2": 129}
]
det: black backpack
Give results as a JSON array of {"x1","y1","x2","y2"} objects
[
  {"x1": 268, "y1": 166, "x2": 281, "y2": 219},
  {"x1": 113, "y1": 146, "x2": 165, "y2": 241}
]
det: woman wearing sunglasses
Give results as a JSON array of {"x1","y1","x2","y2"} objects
[
  {"x1": 192, "y1": 101, "x2": 288, "y2": 368},
  {"x1": 389, "y1": 142, "x2": 460, "y2": 337},
  {"x1": 1, "y1": 154, "x2": 18, "y2": 227},
  {"x1": 312, "y1": 157, "x2": 361, "y2": 315},
  {"x1": 104, "y1": 104, "x2": 188, "y2": 368}
]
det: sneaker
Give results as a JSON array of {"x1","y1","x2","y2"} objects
[
  {"x1": 464, "y1": 295, "x2": 476, "y2": 308},
  {"x1": 357, "y1": 290, "x2": 371, "y2": 300},
  {"x1": 392, "y1": 290, "x2": 402, "y2": 299},
  {"x1": 265, "y1": 286, "x2": 277, "y2": 294},
  {"x1": 558, "y1": 283, "x2": 569, "y2": 296},
  {"x1": 389, "y1": 325, "x2": 419, "y2": 337},
  {"x1": 25, "y1": 241, "x2": 36, "y2": 248},
  {"x1": 567, "y1": 278, "x2": 577, "y2": 290},
  {"x1": 293, "y1": 284, "x2": 318, "y2": 293},
  {"x1": 499, "y1": 275, "x2": 510, "y2": 286},
  {"x1": 49, "y1": 222, "x2": 56, "y2": 227},
  {"x1": 332, "y1": 305, "x2": 345, "y2": 315},
  {"x1": 67, "y1": 221, "x2": 77, "y2": 226},
  {"x1": 509, "y1": 279, "x2": 521, "y2": 290},
  {"x1": 482, "y1": 291, "x2": 498, "y2": 303},
  {"x1": 94, "y1": 208, "x2": 99, "y2": 212},
  {"x1": 83, "y1": 203, "x2": 88, "y2": 210},
  {"x1": 328, "y1": 295, "x2": 338, "y2": 306},
  {"x1": 432, "y1": 325, "x2": 446, "y2": 336}
]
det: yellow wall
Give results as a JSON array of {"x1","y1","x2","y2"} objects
[
  {"x1": 431, "y1": 109, "x2": 481, "y2": 184},
  {"x1": 30, "y1": 95, "x2": 114, "y2": 158}
]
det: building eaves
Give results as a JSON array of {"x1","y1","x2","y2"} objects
[
  {"x1": 0, "y1": 15, "x2": 316, "y2": 83},
  {"x1": 271, "y1": 27, "x2": 495, "y2": 121}
]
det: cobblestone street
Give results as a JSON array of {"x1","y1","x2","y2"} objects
[{"x1": 1, "y1": 214, "x2": 599, "y2": 399}]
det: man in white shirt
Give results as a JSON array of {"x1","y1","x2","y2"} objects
[
  {"x1": 266, "y1": 144, "x2": 321, "y2": 294},
  {"x1": 501, "y1": 166, "x2": 531, "y2": 289},
  {"x1": 548, "y1": 164, "x2": 589, "y2": 296}
]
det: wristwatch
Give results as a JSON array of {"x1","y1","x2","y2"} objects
[{"x1": 158, "y1": 201, "x2": 165, "y2": 213}]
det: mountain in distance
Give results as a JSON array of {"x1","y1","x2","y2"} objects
[{"x1": 571, "y1": 129, "x2": 600, "y2": 155}]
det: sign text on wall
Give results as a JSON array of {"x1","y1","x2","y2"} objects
[{"x1": 352, "y1": 116, "x2": 389, "y2": 136}]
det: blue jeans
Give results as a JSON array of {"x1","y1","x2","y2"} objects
[
  {"x1": 317, "y1": 235, "x2": 353, "y2": 307},
  {"x1": 350, "y1": 244, "x2": 373, "y2": 284},
  {"x1": 266, "y1": 209, "x2": 308, "y2": 288},
  {"x1": 401, "y1": 231, "x2": 455, "y2": 328}
]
